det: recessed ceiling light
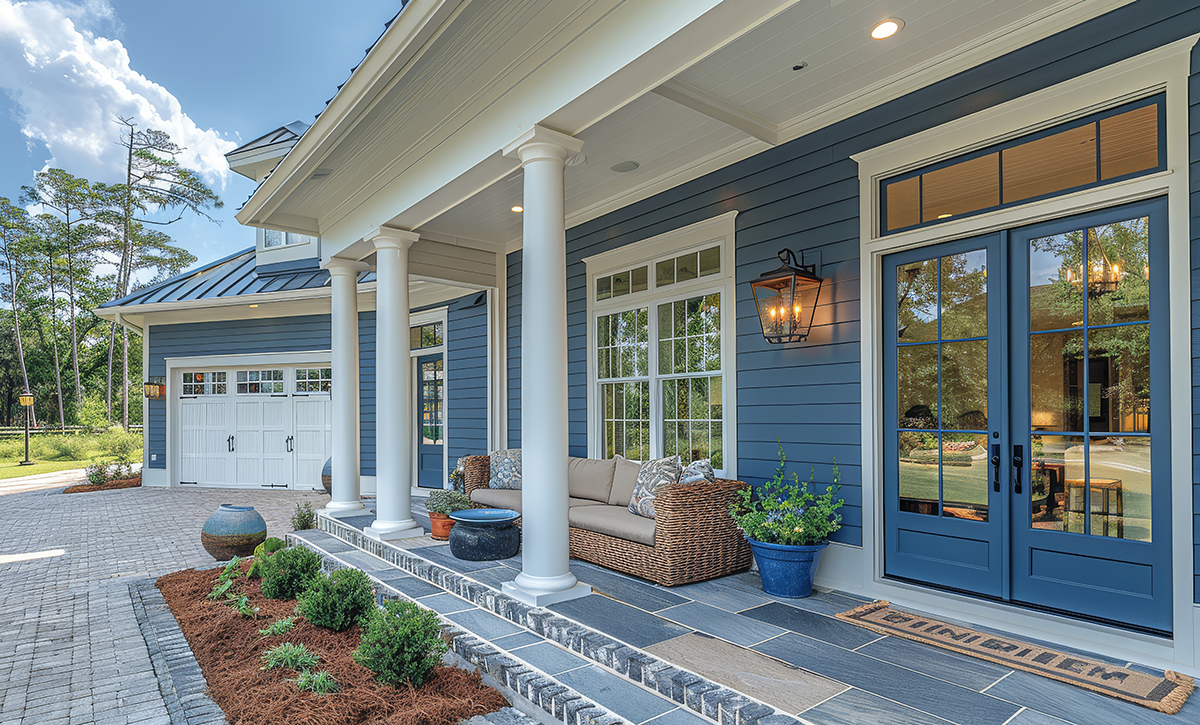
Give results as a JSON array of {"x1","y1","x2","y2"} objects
[
  {"x1": 249, "y1": 304, "x2": 259, "y2": 308},
  {"x1": 937, "y1": 214, "x2": 952, "y2": 220},
  {"x1": 610, "y1": 160, "x2": 640, "y2": 173},
  {"x1": 871, "y1": 18, "x2": 904, "y2": 40},
  {"x1": 511, "y1": 206, "x2": 523, "y2": 213}
]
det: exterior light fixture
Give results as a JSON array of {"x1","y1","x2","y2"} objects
[
  {"x1": 18, "y1": 390, "x2": 34, "y2": 407},
  {"x1": 750, "y1": 249, "x2": 824, "y2": 344},
  {"x1": 144, "y1": 376, "x2": 166, "y2": 399},
  {"x1": 511, "y1": 206, "x2": 524, "y2": 213},
  {"x1": 871, "y1": 18, "x2": 904, "y2": 39},
  {"x1": 249, "y1": 304, "x2": 259, "y2": 308},
  {"x1": 18, "y1": 389, "x2": 34, "y2": 466}
]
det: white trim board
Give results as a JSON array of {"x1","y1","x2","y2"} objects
[
  {"x1": 844, "y1": 34, "x2": 1199, "y2": 675},
  {"x1": 409, "y1": 307, "x2": 450, "y2": 496}
]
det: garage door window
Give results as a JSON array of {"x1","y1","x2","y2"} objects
[
  {"x1": 181, "y1": 372, "x2": 226, "y2": 395},
  {"x1": 296, "y1": 368, "x2": 332, "y2": 393},
  {"x1": 236, "y1": 370, "x2": 285, "y2": 394}
]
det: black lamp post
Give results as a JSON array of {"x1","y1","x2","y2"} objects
[
  {"x1": 18, "y1": 389, "x2": 34, "y2": 466},
  {"x1": 750, "y1": 249, "x2": 824, "y2": 344}
]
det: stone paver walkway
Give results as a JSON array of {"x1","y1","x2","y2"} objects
[{"x1": 0, "y1": 483, "x2": 328, "y2": 725}]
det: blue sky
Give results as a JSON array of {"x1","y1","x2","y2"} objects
[{"x1": 0, "y1": 0, "x2": 400, "y2": 278}]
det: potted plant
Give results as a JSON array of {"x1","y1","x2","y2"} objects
[
  {"x1": 426, "y1": 490, "x2": 472, "y2": 540},
  {"x1": 728, "y1": 442, "x2": 843, "y2": 598}
]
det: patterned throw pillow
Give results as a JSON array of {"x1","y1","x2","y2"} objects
[
  {"x1": 489, "y1": 449, "x2": 522, "y2": 490},
  {"x1": 628, "y1": 455, "x2": 682, "y2": 519},
  {"x1": 679, "y1": 459, "x2": 716, "y2": 486}
]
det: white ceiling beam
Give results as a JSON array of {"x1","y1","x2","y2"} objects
[{"x1": 652, "y1": 79, "x2": 779, "y2": 146}]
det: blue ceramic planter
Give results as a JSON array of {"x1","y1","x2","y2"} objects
[
  {"x1": 201, "y1": 504, "x2": 267, "y2": 560},
  {"x1": 448, "y1": 508, "x2": 521, "y2": 561},
  {"x1": 748, "y1": 538, "x2": 827, "y2": 598}
]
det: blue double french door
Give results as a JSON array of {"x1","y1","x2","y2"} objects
[{"x1": 883, "y1": 198, "x2": 1171, "y2": 633}]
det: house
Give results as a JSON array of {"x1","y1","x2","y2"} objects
[{"x1": 97, "y1": 0, "x2": 1200, "y2": 676}]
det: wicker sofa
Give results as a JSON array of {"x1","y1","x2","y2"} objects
[{"x1": 462, "y1": 454, "x2": 752, "y2": 587}]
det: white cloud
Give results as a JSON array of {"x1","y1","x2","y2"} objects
[{"x1": 0, "y1": 0, "x2": 236, "y2": 188}]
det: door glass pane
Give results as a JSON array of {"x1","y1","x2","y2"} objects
[
  {"x1": 885, "y1": 176, "x2": 920, "y2": 231},
  {"x1": 1088, "y1": 325, "x2": 1150, "y2": 433},
  {"x1": 1086, "y1": 218, "x2": 1149, "y2": 326},
  {"x1": 1003, "y1": 124, "x2": 1096, "y2": 204},
  {"x1": 896, "y1": 259, "x2": 938, "y2": 343},
  {"x1": 1088, "y1": 435, "x2": 1150, "y2": 542},
  {"x1": 1030, "y1": 434, "x2": 1084, "y2": 532},
  {"x1": 1099, "y1": 104, "x2": 1159, "y2": 180},
  {"x1": 899, "y1": 432, "x2": 939, "y2": 516},
  {"x1": 940, "y1": 250, "x2": 987, "y2": 340},
  {"x1": 940, "y1": 340, "x2": 987, "y2": 431},
  {"x1": 922, "y1": 153, "x2": 999, "y2": 222},
  {"x1": 942, "y1": 433, "x2": 988, "y2": 522},
  {"x1": 420, "y1": 359, "x2": 443, "y2": 445},
  {"x1": 1029, "y1": 231, "x2": 1085, "y2": 332},
  {"x1": 897, "y1": 344, "x2": 938, "y2": 428},
  {"x1": 1030, "y1": 330, "x2": 1085, "y2": 431}
]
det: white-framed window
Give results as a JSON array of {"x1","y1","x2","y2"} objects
[
  {"x1": 586, "y1": 212, "x2": 737, "y2": 477},
  {"x1": 236, "y1": 369, "x2": 285, "y2": 394},
  {"x1": 263, "y1": 230, "x2": 317, "y2": 249},
  {"x1": 295, "y1": 367, "x2": 332, "y2": 393},
  {"x1": 180, "y1": 371, "x2": 226, "y2": 396}
]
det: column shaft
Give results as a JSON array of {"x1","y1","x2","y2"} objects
[{"x1": 325, "y1": 262, "x2": 365, "y2": 517}]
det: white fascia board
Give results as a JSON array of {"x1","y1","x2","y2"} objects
[
  {"x1": 235, "y1": 0, "x2": 467, "y2": 229},
  {"x1": 92, "y1": 285, "x2": 361, "y2": 321}
]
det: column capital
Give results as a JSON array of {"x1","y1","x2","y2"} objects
[
  {"x1": 502, "y1": 125, "x2": 584, "y2": 165},
  {"x1": 365, "y1": 226, "x2": 419, "y2": 250},
  {"x1": 324, "y1": 257, "x2": 370, "y2": 276}
]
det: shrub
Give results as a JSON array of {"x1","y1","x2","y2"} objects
[
  {"x1": 46, "y1": 435, "x2": 88, "y2": 460},
  {"x1": 426, "y1": 489, "x2": 471, "y2": 515},
  {"x1": 247, "y1": 537, "x2": 287, "y2": 578},
  {"x1": 258, "y1": 617, "x2": 295, "y2": 637},
  {"x1": 353, "y1": 599, "x2": 447, "y2": 687},
  {"x1": 262, "y1": 642, "x2": 319, "y2": 671},
  {"x1": 85, "y1": 461, "x2": 137, "y2": 486},
  {"x1": 297, "y1": 568, "x2": 375, "y2": 632},
  {"x1": 258, "y1": 546, "x2": 321, "y2": 600},
  {"x1": 292, "y1": 670, "x2": 339, "y2": 695},
  {"x1": 76, "y1": 392, "x2": 110, "y2": 432},
  {"x1": 728, "y1": 441, "x2": 844, "y2": 547},
  {"x1": 291, "y1": 502, "x2": 316, "y2": 531}
]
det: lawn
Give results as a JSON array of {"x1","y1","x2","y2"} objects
[
  {"x1": 0, "y1": 429, "x2": 142, "y2": 480},
  {"x1": 0, "y1": 459, "x2": 102, "y2": 480}
]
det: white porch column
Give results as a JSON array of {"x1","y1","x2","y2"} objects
[
  {"x1": 501, "y1": 126, "x2": 590, "y2": 606},
  {"x1": 324, "y1": 258, "x2": 368, "y2": 518},
  {"x1": 365, "y1": 228, "x2": 424, "y2": 541}
]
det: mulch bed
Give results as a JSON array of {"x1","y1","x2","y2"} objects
[
  {"x1": 62, "y1": 476, "x2": 141, "y2": 494},
  {"x1": 157, "y1": 562, "x2": 508, "y2": 725}
]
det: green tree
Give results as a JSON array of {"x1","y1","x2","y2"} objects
[{"x1": 0, "y1": 198, "x2": 36, "y2": 419}]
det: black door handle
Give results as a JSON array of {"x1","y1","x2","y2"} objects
[
  {"x1": 991, "y1": 444, "x2": 1001, "y2": 493},
  {"x1": 1012, "y1": 445, "x2": 1023, "y2": 495},
  {"x1": 227, "y1": 435, "x2": 233, "y2": 452},
  {"x1": 286, "y1": 436, "x2": 294, "y2": 453},
  {"x1": 230, "y1": 435, "x2": 236, "y2": 453}
]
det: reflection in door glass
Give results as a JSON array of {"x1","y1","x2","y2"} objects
[
  {"x1": 1087, "y1": 435, "x2": 1150, "y2": 542},
  {"x1": 1086, "y1": 219, "x2": 1149, "y2": 326},
  {"x1": 896, "y1": 259, "x2": 938, "y2": 343},
  {"x1": 898, "y1": 432, "x2": 939, "y2": 516},
  {"x1": 1030, "y1": 330, "x2": 1085, "y2": 431},
  {"x1": 1028, "y1": 232, "x2": 1084, "y2": 332},
  {"x1": 940, "y1": 340, "x2": 987, "y2": 430},
  {"x1": 1030, "y1": 435, "x2": 1084, "y2": 532},
  {"x1": 897, "y1": 344, "x2": 938, "y2": 428},
  {"x1": 939, "y1": 250, "x2": 988, "y2": 340},
  {"x1": 941, "y1": 433, "x2": 989, "y2": 521},
  {"x1": 421, "y1": 359, "x2": 444, "y2": 445}
]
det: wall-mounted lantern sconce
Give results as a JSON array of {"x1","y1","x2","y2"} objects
[
  {"x1": 750, "y1": 249, "x2": 824, "y2": 344},
  {"x1": 144, "y1": 376, "x2": 166, "y2": 399}
]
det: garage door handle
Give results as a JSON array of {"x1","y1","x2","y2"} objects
[
  {"x1": 227, "y1": 434, "x2": 235, "y2": 453},
  {"x1": 286, "y1": 436, "x2": 293, "y2": 453}
]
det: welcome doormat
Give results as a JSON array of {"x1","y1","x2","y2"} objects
[{"x1": 836, "y1": 601, "x2": 1194, "y2": 715}]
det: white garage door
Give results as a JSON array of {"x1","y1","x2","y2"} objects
[{"x1": 176, "y1": 367, "x2": 331, "y2": 490}]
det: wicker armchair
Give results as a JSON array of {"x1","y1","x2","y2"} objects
[{"x1": 462, "y1": 455, "x2": 752, "y2": 587}]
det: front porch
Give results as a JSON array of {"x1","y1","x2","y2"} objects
[{"x1": 290, "y1": 502, "x2": 1199, "y2": 725}]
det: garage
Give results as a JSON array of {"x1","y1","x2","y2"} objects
[{"x1": 176, "y1": 366, "x2": 332, "y2": 490}]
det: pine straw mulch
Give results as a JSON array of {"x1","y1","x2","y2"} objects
[
  {"x1": 156, "y1": 562, "x2": 508, "y2": 725},
  {"x1": 62, "y1": 476, "x2": 141, "y2": 494}
]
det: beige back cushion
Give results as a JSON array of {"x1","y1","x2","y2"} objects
[
  {"x1": 567, "y1": 457, "x2": 616, "y2": 502},
  {"x1": 608, "y1": 455, "x2": 643, "y2": 507}
]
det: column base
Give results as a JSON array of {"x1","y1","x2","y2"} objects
[
  {"x1": 364, "y1": 520, "x2": 425, "y2": 541},
  {"x1": 503, "y1": 576, "x2": 592, "y2": 607},
  {"x1": 322, "y1": 501, "x2": 367, "y2": 519}
]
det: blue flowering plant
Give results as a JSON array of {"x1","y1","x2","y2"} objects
[{"x1": 729, "y1": 442, "x2": 843, "y2": 547}]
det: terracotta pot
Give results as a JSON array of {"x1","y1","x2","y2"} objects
[{"x1": 429, "y1": 512, "x2": 456, "y2": 541}]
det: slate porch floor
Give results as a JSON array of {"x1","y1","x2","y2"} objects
[{"x1": 328, "y1": 504, "x2": 1198, "y2": 725}]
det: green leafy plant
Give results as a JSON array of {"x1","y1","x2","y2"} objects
[
  {"x1": 247, "y1": 538, "x2": 287, "y2": 579},
  {"x1": 258, "y1": 546, "x2": 322, "y2": 600},
  {"x1": 258, "y1": 617, "x2": 296, "y2": 637},
  {"x1": 425, "y1": 489, "x2": 471, "y2": 515},
  {"x1": 291, "y1": 502, "x2": 317, "y2": 531},
  {"x1": 207, "y1": 578, "x2": 234, "y2": 601},
  {"x1": 220, "y1": 556, "x2": 243, "y2": 581},
  {"x1": 262, "y1": 642, "x2": 320, "y2": 671},
  {"x1": 353, "y1": 599, "x2": 447, "y2": 687},
  {"x1": 225, "y1": 593, "x2": 259, "y2": 618},
  {"x1": 297, "y1": 568, "x2": 375, "y2": 632},
  {"x1": 84, "y1": 460, "x2": 136, "y2": 486},
  {"x1": 292, "y1": 669, "x2": 339, "y2": 695},
  {"x1": 728, "y1": 441, "x2": 844, "y2": 547}
]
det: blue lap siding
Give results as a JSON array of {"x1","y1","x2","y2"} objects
[
  {"x1": 505, "y1": 0, "x2": 1200, "y2": 556},
  {"x1": 1190, "y1": 45, "x2": 1200, "y2": 605},
  {"x1": 447, "y1": 293, "x2": 490, "y2": 464}
]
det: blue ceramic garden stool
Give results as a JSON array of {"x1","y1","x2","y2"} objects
[
  {"x1": 201, "y1": 504, "x2": 267, "y2": 560},
  {"x1": 448, "y1": 509, "x2": 521, "y2": 561}
]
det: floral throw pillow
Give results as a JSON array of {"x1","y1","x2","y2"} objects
[
  {"x1": 679, "y1": 459, "x2": 716, "y2": 486},
  {"x1": 628, "y1": 455, "x2": 682, "y2": 519},
  {"x1": 489, "y1": 449, "x2": 522, "y2": 490}
]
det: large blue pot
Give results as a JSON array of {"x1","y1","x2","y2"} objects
[
  {"x1": 748, "y1": 539, "x2": 827, "y2": 598},
  {"x1": 201, "y1": 504, "x2": 267, "y2": 560}
]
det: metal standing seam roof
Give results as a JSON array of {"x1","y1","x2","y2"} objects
[{"x1": 99, "y1": 248, "x2": 375, "y2": 310}]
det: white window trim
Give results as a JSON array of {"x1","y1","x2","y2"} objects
[
  {"x1": 409, "y1": 307, "x2": 449, "y2": 493},
  {"x1": 849, "y1": 35, "x2": 1198, "y2": 670},
  {"x1": 584, "y1": 211, "x2": 738, "y2": 478},
  {"x1": 256, "y1": 228, "x2": 320, "y2": 266}
]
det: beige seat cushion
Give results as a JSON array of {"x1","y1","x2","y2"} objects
[
  {"x1": 469, "y1": 488, "x2": 606, "y2": 514},
  {"x1": 568, "y1": 505, "x2": 656, "y2": 547},
  {"x1": 568, "y1": 457, "x2": 616, "y2": 503},
  {"x1": 608, "y1": 456, "x2": 643, "y2": 507}
]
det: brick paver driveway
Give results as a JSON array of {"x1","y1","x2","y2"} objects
[{"x1": 0, "y1": 484, "x2": 329, "y2": 724}]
